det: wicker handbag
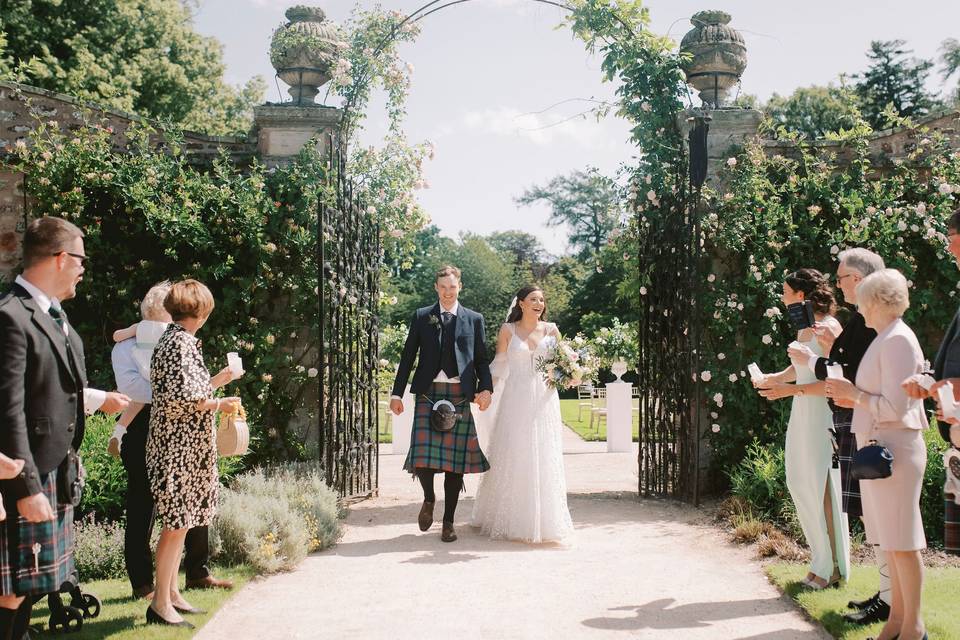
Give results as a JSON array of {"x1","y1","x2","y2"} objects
[{"x1": 217, "y1": 403, "x2": 249, "y2": 457}]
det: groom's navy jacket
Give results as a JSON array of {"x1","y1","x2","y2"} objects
[{"x1": 391, "y1": 302, "x2": 493, "y2": 401}]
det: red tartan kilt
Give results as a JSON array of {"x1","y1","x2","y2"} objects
[
  {"x1": 403, "y1": 382, "x2": 490, "y2": 475},
  {"x1": 0, "y1": 469, "x2": 76, "y2": 596}
]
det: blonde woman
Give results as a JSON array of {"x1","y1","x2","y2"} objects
[{"x1": 826, "y1": 269, "x2": 927, "y2": 640}]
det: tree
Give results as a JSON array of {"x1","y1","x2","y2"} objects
[
  {"x1": 763, "y1": 85, "x2": 861, "y2": 139},
  {"x1": 0, "y1": 0, "x2": 264, "y2": 136},
  {"x1": 487, "y1": 230, "x2": 547, "y2": 268},
  {"x1": 854, "y1": 40, "x2": 939, "y2": 129},
  {"x1": 515, "y1": 167, "x2": 621, "y2": 256},
  {"x1": 941, "y1": 38, "x2": 960, "y2": 104}
]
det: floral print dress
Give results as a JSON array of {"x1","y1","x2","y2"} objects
[{"x1": 147, "y1": 323, "x2": 218, "y2": 530}]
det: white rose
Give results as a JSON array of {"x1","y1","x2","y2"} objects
[
  {"x1": 717, "y1": 353, "x2": 726, "y2": 360},
  {"x1": 707, "y1": 274, "x2": 716, "y2": 283},
  {"x1": 713, "y1": 393, "x2": 724, "y2": 407},
  {"x1": 866, "y1": 206, "x2": 877, "y2": 214},
  {"x1": 808, "y1": 205, "x2": 821, "y2": 215},
  {"x1": 700, "y1": 371, "x2": 712, "y2": 382},
  {"x1": 939, "y1": 182, "x2": 954, "y2": 195},
  {"x1": 726, "y1": 157, "x2": 737, "y2": 167},
  {"x1": 830, "y1": 245, "x2": 839, "y2": 255},
  {"x1": 307, "y1": 367, "x2": 318, "y2": 377},
  {"x1": 897, "y1": 221, "x2": 908, "y2": 232},
  {"x1": 761, "y1": 334, "x2": 773, "y2": 345},
  {"x1": 640, "y1": 286, "x2": 647, "y2": 295},
  {"x1": 728, "y1": 373, "x2": 738, "y2": 382},
  {"x1": 712, "y1": 424, "x2": 721, "y2": 433}
]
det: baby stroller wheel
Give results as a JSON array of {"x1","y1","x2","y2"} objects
[
  {"x1": 70, "y1": 591, "x2": 101, "y2": 619},
  {"x1": 49, "y1": 604, "x2": 83, "y2": 633}
]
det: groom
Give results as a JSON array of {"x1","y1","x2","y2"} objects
[{"x1": 390, "y1": 265, "x2": 493, "y2": 542}]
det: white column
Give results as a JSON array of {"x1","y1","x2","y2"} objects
[
  {"x1": 606, "y1": 382, "x2": 633, "y2": 453},
  {"x1": 390, "y1": 386, "x2": 416, "y2": 458}
]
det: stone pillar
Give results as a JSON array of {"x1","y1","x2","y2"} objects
[
  {"x1": 252, "y1": 104, "x2": 342, "y2": 168},
  {"x1": 677, "y1": 107, "x2": 763, "y2": 186}
]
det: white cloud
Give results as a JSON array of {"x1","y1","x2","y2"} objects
[{"x1": 436, "y1": 106, "x2": 615, "y2": 149}]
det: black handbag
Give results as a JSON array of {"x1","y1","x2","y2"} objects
[
  {"x1": 421, "y1": 397, "x2": 463, "y2": 433},
  {"x1": 850, "y1": 440, "x2": 894, "y2": 480}
]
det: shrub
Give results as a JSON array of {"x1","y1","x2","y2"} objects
[
  {"x1": 73, "y1": 515, "x2": 127, "y2": 582},
  {"x1": 78, "y1": 414, "x2": 127, "y2": 521},
  {"x1": 922, "y1": 424, "x2": 948, "y2": 547},
  {"x1": 212, "y1": 464, "x2": 343, "y2": 574},
  {"x1": 727, "y1": 440, "x2": 791, "y2": 525},
  {"x1": 214, "y1": 490, "x2": 309, "y2": 574}
]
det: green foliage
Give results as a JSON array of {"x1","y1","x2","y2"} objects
[
  {"x1": 940, "y1": 37, "x2": 960, "y2": 104},
  {"x1": 515, "y1": 167, "x2": 623, "y2": 256},
  {"x1": 0, "y1": 0, "x2": 265, "y2": 136},
  {"x1": 854, "y1": 40, "x2": 941, "y2": 130},
  {"x1": 763, "y1": 85, "x2": 862, "y2": 140},
  {"x1": 7, "y1": 118, "x2": 337, "y2": 463},
  {"x1": 73, "y1": 515, "x2": 128, "y2": 582},
  {"x1": 727, "y1": 441, "x2": 791, "y2": 524},
  {"x1": 922, "y1": 425, "x2": 949, "y2": 546},
  {"x1": 699, "y1": 121, "x2": 960, "y2": 470},
  {"x1": 78, "y1": 414, "x2": 127, "y2": 521},
  {"x1": 590, "y1": 317, "x2": 638, "y2": 366},
  {"x1": 212, "y1": 465, "x2": 343, "y2": 574}
]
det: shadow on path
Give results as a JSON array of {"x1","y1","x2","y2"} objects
[{"x1": 582, "y1": 597, "x2": 795, "y2": 631}]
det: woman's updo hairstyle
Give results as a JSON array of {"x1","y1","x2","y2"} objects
[{"x1": 784, "y1": 268, "x2": 836, "y2": 315}]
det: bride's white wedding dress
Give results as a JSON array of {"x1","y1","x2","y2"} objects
[{"x1": 471, "y1": 322, "x2": 574, "y2": 543}]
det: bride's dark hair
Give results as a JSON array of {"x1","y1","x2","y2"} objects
[{"x1": 506, "y1": 285, "x2": 547, "y2": 323}]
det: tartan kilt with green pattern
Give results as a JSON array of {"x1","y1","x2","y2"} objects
[
  {"x1": 0, "y1": 469, "x2": 76, "y2": 596},
  {"x1": 403, "y1": 382, "x2": 490, "y2": 475}
]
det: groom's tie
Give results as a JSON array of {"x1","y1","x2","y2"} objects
[{"x1": 440, "y1": 311, "x2": 459, "y2": 379}]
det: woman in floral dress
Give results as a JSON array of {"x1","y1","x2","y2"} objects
[{"x1": 146, "y1": 279, "x2": 240, "y2": 628}]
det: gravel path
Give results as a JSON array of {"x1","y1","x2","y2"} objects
[{"x1": 196, "y1": 440, "x2": 827, "y2": 640}]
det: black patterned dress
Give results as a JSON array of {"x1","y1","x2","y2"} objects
[{"x1": 146, "y1": 323, "x2": 218, "y2": 530}]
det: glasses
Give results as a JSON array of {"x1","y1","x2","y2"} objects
[
  {"x1": 835, "y1": 273, "x2": 855, "y2": 283},
  {"x1": 54, "y1": 251, "x2": 88, "y2": 265}
]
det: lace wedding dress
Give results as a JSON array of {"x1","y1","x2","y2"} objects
[{"x1": 471, "y1": 322, "x2": 574, "y2": 543}]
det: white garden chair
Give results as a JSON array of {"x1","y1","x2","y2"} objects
[
  {"x1": 576, "y1": 384, "x2": 594, "y2": 421},
  {"x1": 590, "y1": 387, "x2": 608, "y2": 431}
]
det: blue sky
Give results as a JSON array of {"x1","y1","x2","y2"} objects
[{"x1": 194, "y1": 0, "x2": 960, "y2": 256}]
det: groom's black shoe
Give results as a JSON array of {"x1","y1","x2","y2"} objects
[
  {"x1": 418, "y1": 501, "x2": 435, "y2": 531},
  {"x1": 441, "y1": 521, "x2": 457, "y2": 543},
  {"x1": 843, "y1": 596, "x2": 890, "y2": 625}
]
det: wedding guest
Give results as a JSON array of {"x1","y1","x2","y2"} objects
[
  {"x1": 112, "y1": 282, "x2": 238, "y2": 601},
  {"x1": 826, "y1": 269, "x2": 927, "y2": 640},
  {"x1": 905, "y1": 208, "x2": 960, "y2": 558},
  {"x1": 755, "y1": 268, "x2": 849, "y2": 589},
  {"x1": 789, "y1": 248, "x2": 890, "y2": 624},
  {"x1": 145, "y1": 279, "x2": 240, "y2": 628},
  {"x1": 0, "y1": 217, "x2": 129, "y2": 639}
]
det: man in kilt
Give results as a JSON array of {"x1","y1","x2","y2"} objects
[
  {"x1": 0, "y1": 217, "x2": 129, "y2": 638},
  {"x1": 789, "y1": 248, "x2": 888, "y2": 624},
  {"x1": 909, "y1": 209, "x2": 960, "y2": 560},
  {"x1": 390, "y1": 265, "x2": 493, "y2": 543}
]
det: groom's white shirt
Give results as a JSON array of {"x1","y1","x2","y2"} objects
[{"x1": 391, "y1": 299, "x2": 460, "y2": 400}]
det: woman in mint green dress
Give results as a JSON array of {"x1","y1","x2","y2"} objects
[{"x1": 756, "y1": 269, "x2": 850, "y2": 589}]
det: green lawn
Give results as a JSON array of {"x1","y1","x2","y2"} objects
[
  {"x1": 559, "y1": 398, "x2": 639, "y2": 442},
  {"x1": 29, "y1": 565, "x2": 254, "y2": 639},
  {"x1": 767, "y1": 562, "x2": 960, "y2": 639}
]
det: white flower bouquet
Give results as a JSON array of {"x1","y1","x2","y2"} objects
[{"x1": 535, "y1": 334, "x2": 598, "y2": 391}]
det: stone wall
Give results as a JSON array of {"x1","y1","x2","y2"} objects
[
  {"x1": 0, "y1": 81, "x2": 258, "y2": 281},
  {"x1": 683, "y1": 105, "x2": 960, "y2": 189}
]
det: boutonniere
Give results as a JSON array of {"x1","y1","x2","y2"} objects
[{"x1": 428, "y1": 315, "x2": 441, "y2": 330}]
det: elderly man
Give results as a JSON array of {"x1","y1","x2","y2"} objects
[
  {"x1": 112, "y1": 282, "x2": 236, "y2": 599},
  {"x1": 0, "y1": 217, "x2": 129, "y2": 639},
  {"x1": 906, "y1": 208, "x2": 960, "y2": 557},
  {"x1": 788, "y1": 247, "x2": 890, "y2": 625}
]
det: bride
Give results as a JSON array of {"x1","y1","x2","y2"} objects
[{"x1": 471, "y1": 284, "x2": 574, "y2": 543}]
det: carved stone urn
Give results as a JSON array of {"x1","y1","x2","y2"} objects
[
  {"x1": 270, "y1": 6, "x2": 345, "y2": 105},
  {"x1": 679, "y1": 10, "x2": 747, "y2": 108}
]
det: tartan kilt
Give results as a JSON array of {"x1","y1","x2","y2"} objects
[
  {"x1": 0, "y1": 469, "x2": 75, "y2": 596},
  {"x1": 946, "y1": 494, "x2": 960, "y2": 556},
  {"x1": 403, "y1": 382, "x2": 490, "y2": 475},
  {"x1": 832, "y1": 409, "x2": 863, "y2": 518}
]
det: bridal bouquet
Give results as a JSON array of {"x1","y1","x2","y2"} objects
[{"x1": 535, "y1": 334, "x2": 598, "y2": 391}]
